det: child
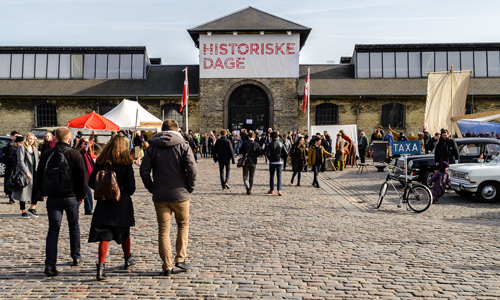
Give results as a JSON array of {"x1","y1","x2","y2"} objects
[{"x1": 429, "y1": 161, "x2": 450, "y2": 204}]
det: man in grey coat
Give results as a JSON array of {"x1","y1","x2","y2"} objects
[{"x1": 140, "y1": 119, "x2": 197, "y2": 276}]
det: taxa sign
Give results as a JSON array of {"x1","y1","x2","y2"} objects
[{"x1": 199, "y1": 34, "x2": 300, "y2": 78}]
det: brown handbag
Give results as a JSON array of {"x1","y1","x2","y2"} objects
[{"x1": 94, "y1": 161, "x2": 121, "y2": 202}]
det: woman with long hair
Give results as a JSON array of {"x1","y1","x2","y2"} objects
[
  {"x1": 75, "y1": 138, "x2": 94, "y2": 215},
  {"x1": 13, "y1": 133, "x2": 41, "y2": 218},
  {"x1": 88, "y1": 135, "x2": 136, "y2": 281},
  {"x1": 40, "y1": 131, "x2": 53, "y2": 153},
  {"x1": 290, "y1": 136, "x2": 307, "y2": 186}
]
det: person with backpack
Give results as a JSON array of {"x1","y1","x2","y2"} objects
[
  {"x1": 240, "y1": 132, "x2": 261, "y2": 195},
  {"x1": 12, "y1": 133, "x2": 41, "y2": 218},
  {"x1": 266, "y1": 131, "x2": 287, "y2": 196},
  {"x1": 88, "y1": 135, "x2": 136, "y2": 281},
  {"x1": 140, "y1": 119, "x2": 197, "y2": 276},
  {"x1": 36, "y1": 127, "x2": 88, "y2": 277}
]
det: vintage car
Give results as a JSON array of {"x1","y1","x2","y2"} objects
[
  {"x1": 449, "y1": 152, "x2": 500, "y2": 202},
  {"x1": 394, "y1": 138, "x2": 500, "y2": 187}
]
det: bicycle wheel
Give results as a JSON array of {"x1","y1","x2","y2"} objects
[
  {"x1": 376, "y1": 182, "x2": 388, "y2": 209},
  {"x1": 407, "y1": 184, "x2": 432, "y2": 213}
]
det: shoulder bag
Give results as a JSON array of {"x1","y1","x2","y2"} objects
[{"x1": 237, "y1": 141, "x2": 254, "y2": 168}]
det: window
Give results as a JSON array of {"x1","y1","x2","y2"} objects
[
  {"x1": 0, "y1": 54, "x2": 10, "y2": 78},
  {"x1": 120, "y1": 54, "x2": 132, "y2": 79},
  {"x1": 487, "y1": 51, "x2": 500, "y2": 76},
  {"x1": 35, "y1": 103, "x2": 57, "y2": 127},
  {"x1": 461, "y1": 51, "x2": 474, "y2": 75},
  {"x1": 383, "y1": 52, "x2": 395, "y2": 78},
  {"x1": 474, "y1": 51, "x2": 487, "y2": 77},
  {"x1": 458, "y1": 144, "x2": 480, "y2": 156},
  {"x1": 71, "y1": 54, "x2": 83, "y2": 79},
  {"x1": 357, "y1": 53, "x2": 369, "y2": 78},
  {"x1": 161, "y1": 104, "x2": 183, "y2": 129},
  {"x1": 23, "y1": 54, "x2": 35, "y2": 79},
  {"x1": 11, "y1": 54, "x2": 23, "y2": 78},
  {"x1": 132, "y1": 54, "x2": 144, "y2": 78},
  {"x1": 369, "y1": 52, "x2": 382, "y2": 77},
  {"x1": 98, "y1": 104, "x2": 116, "y2": 115},
  {"x1": 448, "y1": 51, "x2": 460, "y2": 71},
  {"x1": 84, "y1": 54, "x2": 95, "y2": 79},
  {"x1": 381, "y1": 103, "x2": 405, "y2": 128},
  {"x1": 408, "y1": 52, "x2": 420, "y2": 77},
  {"x1": 35, "y1": 54, "x2": 47, "y2": 78},
  {"x1": 466, "y1": 103, "x2": 473, "y2": 115},
  {"x1": 422, "y1": 52, "x2": 434, "y2": 76},
  {"x1": 59, "y1": 54, "x2": 70, "y2": 79},
  {"x1": 107, "y1": 54, "x2": 119, "y2": 79},
  {"x1": 95, "y1": 54, "x2": 107, "y2": 78},
  {"x1": 395, "y1": 52, "x2": 408, "y2": 77},
  {"x1": 435, "y1": 52, "x2": 447, "y2": 72},
  {"x1": 47, "y1": 54, "x2": 59, "y2": 78},
  {"x1": 315, "y1": 103, "x2": 339, "y2": 125}
]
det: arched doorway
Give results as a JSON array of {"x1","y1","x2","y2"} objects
[{"x1": 228, "y1": 84, "x2": 269, "y2": 133}]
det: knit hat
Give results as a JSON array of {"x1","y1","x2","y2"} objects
[
  {"x1": 439, "y1": 161, "x2": 449, "y2": 172},
  {"x1": 15, "y1": 135, "x2": 24, "y2": 142}
]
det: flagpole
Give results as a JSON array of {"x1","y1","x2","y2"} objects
[
  {"x1": 186, "y1": 67, "x2": 189, "y2": 133},
  {"x1": 307, "y1": 66, "x2": 310, "y2": 136}
]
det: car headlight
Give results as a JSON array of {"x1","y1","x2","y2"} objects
[
  {"x1": 408, "y1": 160, "x2": 413, "y2": 168},
  {"x1": 464, "y1": 174, "x2": 470, "y2": 181}
]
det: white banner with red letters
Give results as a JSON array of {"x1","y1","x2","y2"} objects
[{"x1": 199, "y1": 34, "x2": 300, "y2": 78}]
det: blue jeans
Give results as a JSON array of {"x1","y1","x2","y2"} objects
[
  {"x1": 269, "y1": 164, "x2": 283, "y2": 192},
  {"x1": 292, "y1": 171, "x2": 302, "y2": 183},
  {"x1": 45, "y1": 196, "x2": 81, "y2": 265},
  {"x1": 84, "y1": 186, "x2": 93, "y2": 213}
]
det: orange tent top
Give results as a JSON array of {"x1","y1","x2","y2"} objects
[{"x1": 66, "y1": 112, "x2": 120, "y2": 131}]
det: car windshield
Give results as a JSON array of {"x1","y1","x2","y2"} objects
[{"x1": 488, "y1": 151, "x2": 500, "y2": 164}]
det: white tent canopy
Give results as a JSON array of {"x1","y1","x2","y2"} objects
[{"x1": 103, "y1": 99, "x2": 162, "y2": 132}]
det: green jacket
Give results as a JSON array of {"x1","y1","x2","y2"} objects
[{"x1": 358, "y1": 136, "x2": 368, "y2": 149}]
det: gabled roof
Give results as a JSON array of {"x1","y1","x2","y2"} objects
[{"x1": 187, "y1": 6, "x2": 311, "y2": 49}]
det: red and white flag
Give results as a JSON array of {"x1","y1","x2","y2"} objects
[
  {"x1": 302, "y1": 66, "x2": 310, "y2": 113},
  {"x1": 179, "y1": 67, "x2": 189, "y2": 113}
]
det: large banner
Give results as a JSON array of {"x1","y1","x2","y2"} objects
[{"x1": 199, "y1": 34, "x2": 300, "y2": 78}]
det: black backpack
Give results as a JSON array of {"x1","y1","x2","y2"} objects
[{"x1": 42, "y1": 147, "x2": 74, "y2": 196}]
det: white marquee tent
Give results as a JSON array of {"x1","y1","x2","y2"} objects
[{"x1": 103, "y1": 99, "x2": 162, "y2": 132}]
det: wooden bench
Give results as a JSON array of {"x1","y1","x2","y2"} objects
[{"x1": 357, "y1": 163, "x2": 370, "y2": 174}]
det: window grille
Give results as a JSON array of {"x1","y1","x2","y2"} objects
[
  {"x1": 381, "y1": 103, "x2": 405, "y2": 128},
  {"x1": 315, "y1": 103, "x2": 339, "y2": 125},
  {"x1": 35, "y1": 103, "x2": 57, "y2": 127},
  {"x1": 161, "y1": 104, "x2": 183, "y2": 130}
]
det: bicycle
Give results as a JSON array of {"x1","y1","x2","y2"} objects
[{"x1": 376, "y1": 164, "x2": 432, "y2": 213}]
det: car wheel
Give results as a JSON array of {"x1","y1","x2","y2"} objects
[
  {"x1": 0, "y1": 162, "x2": 5, "y2": 177},
  {"x1": 421, "y1": 170, "x2": 434, "y2": 188},
  {"x1": 475, "y1": 182, "x2": 500, "y2": 203},
  {"x1": 455, "y1": 190, "x2": 473, "y2": 197}
]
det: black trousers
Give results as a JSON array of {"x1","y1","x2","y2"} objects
[
  {"x1": 312, "y1": 165, "x2": 321, "y2": 184},
  {"x1": 219, "y1": 162, "x2": 231, "y2": 188},
  {"x1": 359, "y1": 147, "x2": 366, "y2": 163}
]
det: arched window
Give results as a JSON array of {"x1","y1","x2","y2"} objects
[
  {"x1": 381, "y1": 103, "x2": 405, "y2": 128},
  {"x1": 315, "y1": 103, "x2": 339, "y2": 125},
  {"x1": 466, "y1": 103, "x2": 473, "y2": 115},
  {"x1": 35, "y1": 103, "x2": 57, "y2": 127},
  {"x1": 161, "y1": 103, "x2": 183, "y2": 130}
]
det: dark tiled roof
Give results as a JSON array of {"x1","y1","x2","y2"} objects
[
  {"x1": 355, "y1": 43, "x2": 500, "y2": 52},
  {"x1": 0, "y1": 65, "x2": 199, "y2": 97},
  {"x1": 298, "y1": 64, "x2": 500, "y2": 97},
  {"x1": 188, "y1": 7, "x2": 311, "y2": 49}
]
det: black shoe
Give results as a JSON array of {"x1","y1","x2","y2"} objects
[
  {"x1": 124, "y1": 254, "x2": 136, "y2": 270},
  {"x1": 72, "y1": 258, "x2": 84, "y2": 266},
  {"x1": 315, "y1": 183, "x2": 320, "y2": 188},
  {"x1": 96, "y1": 263, "x2": 106, "y2": 281},
  {"x1": 246, "y1": 187, "x2": 251, "y2": 195},
  {"x1": 9, "y1": 199, "x2": 15, "y2": 204},
  {"x1": 163, "y1": 269, "x2": 173, "y2": 276},
  {"x1": 85, "y1": 211, "x2": 93, "y2": 215},
  {"x1": 291, "y1": 178, "x2": 294, "y2": 184},
  {"x1": 20, "y1": 212, "x2": 30, "y2": 219},
  {"x1": 175, "y1": 261, "x2": 190, "y2": 270},
  {"x1": 27, "y1": 209, "x2": 39, "y2": 218},
  {"x1": 44, "y1": 264, "x2": 58, "y2": 277},
  {"x1": 297, "y1": 183, "x2": 300, "y2": 187},
  {"x1": 312, "y1": 182, "x2": 316, "y2": 186}
]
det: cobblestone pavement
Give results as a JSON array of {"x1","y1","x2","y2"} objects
[{"x1": 1, "y1": 158, "x2": 500, "y2": 299}]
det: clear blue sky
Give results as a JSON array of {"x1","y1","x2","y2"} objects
[{"x1": 2, "y1": 0, "x2": 499, "y2": 65}]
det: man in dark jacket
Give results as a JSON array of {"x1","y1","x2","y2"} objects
[
  {"x1": 426, "y1": 133, "x2": 440, "y2": 153},
  {"x1": 266, "y1": 131, "x2": 287, "y2": 196},
  {"x1": 36, "y1": 127, "x2": 88, "y2": 277},
  {"x1": 324, "y1": 131, "x2": 332, "y2": 152},
  {"x1": 240, "y1": 132, "x2": 261, "y2": 195},
  {"x1": 422, "y1": 126, "x2": 432, "y2": 146},
  {"x1": 140, "y1": 119, "x2": 197, "y2": 276},
  {"x1": 3, "y1": 130, "x2": 19, "y2": 204},
  {"x1": 358, "y1": 131, "x2": 369, "y2": 163},
  {"x1": 434, "y1": 130, "x2": 459, "y2": 166},
  {"x1": 213, "y1": 129, "x2": 235, "y2": 190}
]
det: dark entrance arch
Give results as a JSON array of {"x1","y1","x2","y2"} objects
[{"x1": 228, "y1": 84, "x2": 269, "y2": 133}]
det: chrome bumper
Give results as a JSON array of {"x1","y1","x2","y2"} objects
[{"x1": 450, "y1": 180, "x2": 478, "y2": 192}]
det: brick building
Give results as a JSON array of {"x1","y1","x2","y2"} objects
[{"x1": 1, "y1": 7, "x2": 500, "y2": 137}]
